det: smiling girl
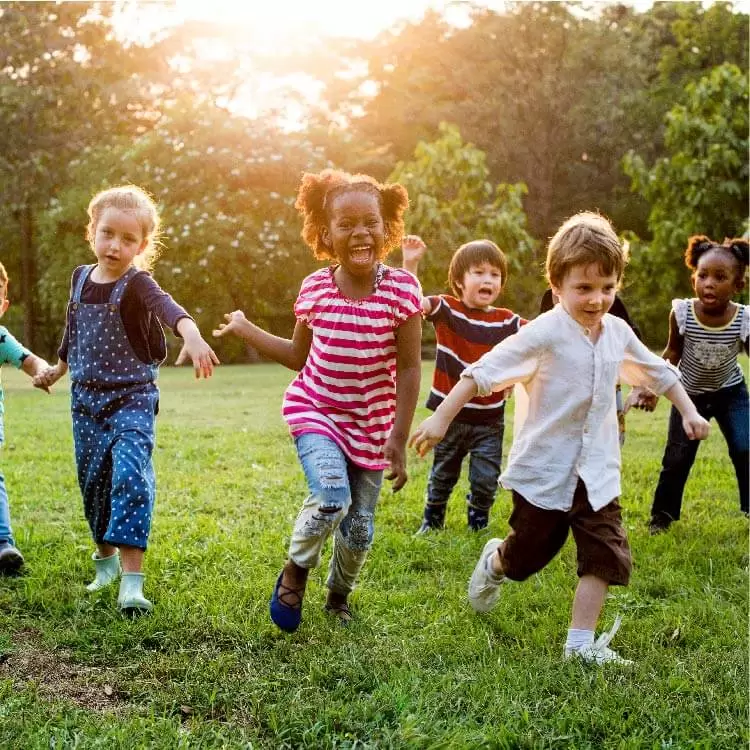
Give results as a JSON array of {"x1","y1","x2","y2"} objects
[
  {"x1": 34, "y1": 185, "x2": 218, "y2": 613},
  {"x1": 649, "y1": 236, "x2": 749, "y2": 533},
  {"x1": 214, "y1": 169, "x2": 422, "y2": 632}
]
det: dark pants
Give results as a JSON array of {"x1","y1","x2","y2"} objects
[
  {"x1": 651, "y1": 381, "x2": 749, "y2": 521},
  {"x1": 424, "y1": 420, "x2": 503, "y2": 530}
]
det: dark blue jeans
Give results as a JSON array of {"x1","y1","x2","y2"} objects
[
  {"x1": 651, "y1": 381, "x2": 749, "y2": 521},
  {"x1": 424, "y1": 420, "x2": 503, "y2": 530}
]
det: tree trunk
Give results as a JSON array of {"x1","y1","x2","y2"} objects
[{"x1": 19, "y1": 205, "x2": 38, "y2": 351}]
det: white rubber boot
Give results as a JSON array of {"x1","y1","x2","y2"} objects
[
  {"x1": 86, "y1": 552, "x2": 121, "y2": 592},
  {"x1": 117, "y1": 572, "x2": 153, "y2": 614}
]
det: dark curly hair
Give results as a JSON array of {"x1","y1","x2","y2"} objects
[
  {"x1": 684, "y1": 235, "x2": 749, "y2": 279},
  {"x1": 294, "y1": 169, "x2": 409, "y2": 261}
]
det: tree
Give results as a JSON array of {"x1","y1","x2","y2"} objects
[
  {"x1": 388, "y1": 123, "x2": 540, "y2": 318},
  {"x1": 622, "y1": 62, "x2": 749, "y2": 343}
]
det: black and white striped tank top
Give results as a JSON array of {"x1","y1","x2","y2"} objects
[{"x1": 673, "y1": 298, "x2": 748, "y2": 394}]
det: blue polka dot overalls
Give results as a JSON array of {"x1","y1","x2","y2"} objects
[{"x1": 69, "y1": 265, "x2": 163, "y2": 551}]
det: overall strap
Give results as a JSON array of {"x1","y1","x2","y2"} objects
[
  {"x1": 72, "y1": 265, "x2": 96, "y2": 303},
  {"x1": 109, "y1": 267, "x2": 141, "y2": 306}
]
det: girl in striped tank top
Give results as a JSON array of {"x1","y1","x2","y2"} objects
[
  {"x1": 214, "y1": 169, "x2": 422, "y2": 631},
  {"x1": 649, "y1": 236, "x2": 749, "y2": 533}
]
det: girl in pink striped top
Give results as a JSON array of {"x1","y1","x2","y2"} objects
[{"x1": 214, "y1": 169, "x2": 422, "y2": 632}]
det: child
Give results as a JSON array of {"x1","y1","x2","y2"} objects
[
  {"x1": 539, "y1": 288, "x2": 658, "y2": 443},
  {"x1": 410, "y1": 211, "x2": 710, "y2": 665},
  {"x1": 33, "y1": 185, "x2": 219, "y2": 614},
  {"x1": 402, "y1": 235, "x2": 525, "y2": 533},
  {"x1": 214, "y1": 169, "x2": 422, "y2": 632},
  {"x1": 0, "y1": 263, "x2": 50, "y2": 573},
  {"x1": 649, "y1": 236, "x2": 749, "y2": 534}
]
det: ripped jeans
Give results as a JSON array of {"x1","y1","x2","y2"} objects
[{"x1": 289, "y1": 433, "x2": 384, "y2": 595}]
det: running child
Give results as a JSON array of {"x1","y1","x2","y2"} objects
[
  {"x1": 34, "y1": 185, "x2": 219, "y2": 614},
  {"x1": 402, "y1": 235, "x2": 524, "y2": 533},
  {"x1": 649, "y1": 236, "x2": 749, "y2": 533},
  {"x1": 214, "y1": 168, "x2": 422, "y2": 632},
  {"x1": 0, "y1": 262, "x2": 50, "y2": 573},
  {"x1": 410, "y1": 211, "x2": 710, "y2": 665}
]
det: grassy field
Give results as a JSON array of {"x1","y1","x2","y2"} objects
[{"x1": 0, "y1": 362, "x2": 747, "y2": 749}]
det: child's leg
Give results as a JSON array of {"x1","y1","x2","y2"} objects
[
  {"x1": 712, "y1": 383, "x2": 749, "y2": 515},
  {"x1": 650, "y1": 401, "x2": 704, "y2": 528},
  {"x1": 0, "y1": 462, "x2": 24, "y2": 573},
  {"x1": 567, "y1": 484, "x2": 632, "y2": 663},
  {"x1": 421, "y1": 421, "x2": 468, "y2": 531},
  {"x1": 272, "y1": 434, "x2": 353, "y2": 630},
  {"x1": 466, "y1": 423, "x2": 503, "y2": 530},
  {"x1": 326, "y1": 463, "x2": 383, "y2": 614}
]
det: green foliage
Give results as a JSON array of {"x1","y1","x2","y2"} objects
[
  {"x1": 623, "y1": 63, "x2": 749, "y2": 342},
  {"x1": 1, "y1": 363, "x2": 747, "y2": 748},
  {"x1": 389, "y1": 124, "x2": 541, "y2": 317}
]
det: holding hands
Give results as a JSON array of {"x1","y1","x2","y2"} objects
[
  {"x1": 32, "y1": 361, "x2": 67, "y2": 393},
  {"x1": 623, "y1": 386, "x2": 658, "y2": 413}
]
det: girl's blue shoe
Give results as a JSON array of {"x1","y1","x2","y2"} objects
[{"x1": 269, "y1": 572, "x2": 303, "y2": 632}]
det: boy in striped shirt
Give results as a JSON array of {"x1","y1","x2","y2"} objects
[{"x1": 403, "y1": 236, "x2": 525, "y2": 533}]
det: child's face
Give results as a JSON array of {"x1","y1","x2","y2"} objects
[
  {"x1": 323, "y1": 191, "x2": 385, "y2": 279},
  {"x1": 457, "y1": 262, "x2": 503, "y2": 309},
  {"x1": 693, "y1": 248, "x2": 743, "y2": 313},
  {"x1": 92, "y1": 208, "x2": 147, "y2": 280},
  {"x1": 552, "y1": 263, "x2": 618, "y2": 332}
]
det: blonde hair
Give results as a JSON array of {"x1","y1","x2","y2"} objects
[
  {"x1": 545, "y1": 211, "x2": 627, "y2": 288},
  {"x1": 87, "y1": 185, "x2": 161, "y2": 271},
  {"x1": 0, "y1": 261, "x2": 7, "y2": 296}
]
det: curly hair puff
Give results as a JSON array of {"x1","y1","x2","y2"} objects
[
  {"x1": 684, "y1": 235, "x2": 749, "y2": 279},
  {"x1": 294, "y1": 169, "x2": 409, "y2": 261}
]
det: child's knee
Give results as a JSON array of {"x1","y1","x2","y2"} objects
[{"x1": 338, "y1": 510, "x2": 374, "y2": 551}]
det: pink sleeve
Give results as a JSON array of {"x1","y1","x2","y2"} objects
[
  {"x1": 390, "y1": 269, "x2": 422, "y2": 324},
  {"x1": 293, "y1": 271, "x2": 324, "y2": 325}
]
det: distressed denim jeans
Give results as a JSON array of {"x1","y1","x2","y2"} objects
[{"x1": 289, "y1": 433, "x2": 384, "y2": 595}]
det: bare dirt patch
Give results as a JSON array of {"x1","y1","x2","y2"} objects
[{"x1": 0, "y1": 629, "x2": 128, "y2": 712}]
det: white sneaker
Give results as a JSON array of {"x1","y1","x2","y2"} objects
[
  {"x1": 468, "y1": 537, "x2": 505, "y2": 613},
  {"x1": 564, "y1": 615, "x2": 633, "y2": 665}
]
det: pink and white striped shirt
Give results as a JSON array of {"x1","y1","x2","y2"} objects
[{"x1": 282, "y1": 264, "x2": 422, "y2": 470}]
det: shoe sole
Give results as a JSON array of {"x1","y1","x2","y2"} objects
[{"x1": 0, "y1": 550, "x2": 24, "y2": 575}]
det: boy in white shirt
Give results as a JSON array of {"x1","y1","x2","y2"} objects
[{"x1": 410, "y1": 211, "x2": 710, "y2": 665}]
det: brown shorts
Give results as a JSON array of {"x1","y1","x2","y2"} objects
[{"x1": 498, "y1": 479, "x2": 632, "y2": 586}]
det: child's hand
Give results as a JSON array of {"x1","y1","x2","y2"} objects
[
  {"x1": 401, "y1": 235, "x2": 427, "y2": 273},
  {"x1": 174, "y1": 337, "x2": 220, "y2": 379},
  {"x1": 212, "y1": 310, "x2": 250, "y2": 340},
  {"x1": 409, "y1": 414, "x2": 449, "y2": 457},
  {"x1": 683, "y1": 413, "x2": 710, "y2": 441},
  {"x1": 623, "y1": 386, "x2": 658, "y2": 413},
  {"x1": 32, "y1": 362, "x2": 65, "y2": 392},
  {"x1": 384, "y1": 435, "x2": 408, "y2": 492}
]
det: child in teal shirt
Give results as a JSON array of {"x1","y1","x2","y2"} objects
[{"x1": 0, "y1": 262, "x2": 49, "y2": 572}]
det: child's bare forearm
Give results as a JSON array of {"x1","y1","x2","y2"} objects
[{"x1": 21, "y1": 353, "x2": 49, "y2": 379}]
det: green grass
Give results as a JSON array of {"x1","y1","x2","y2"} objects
[{"x1": 0, "y1": 362, "x2": 747, "y2": 749}]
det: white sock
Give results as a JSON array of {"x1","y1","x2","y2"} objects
[{"x1": 565, "y1": 628, "x2": 595, "y2": 652}]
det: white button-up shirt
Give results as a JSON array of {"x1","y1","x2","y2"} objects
[{"x1": 462, "y1": 305, "x2": 680, "y2": 511}]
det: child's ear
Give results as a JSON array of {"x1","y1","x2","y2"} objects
[
  {"x1": 137, "y1": 239, "x2": 148, "y2": 255},
  {"x1": 0, "y1": 299, "x2": 8, "y2": 317},
  {"x1": 320, "y1": 228, "x2": 331, "y2": 248}
]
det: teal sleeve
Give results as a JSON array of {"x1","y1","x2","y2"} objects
[{"x1": 0, "y1": 326, "x2": 31, "y2": 369}]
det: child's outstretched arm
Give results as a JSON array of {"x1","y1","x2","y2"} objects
[
  {"x1": 384, "y1": 313, "x2": 422, "y2": 492},
  {"x1": 174, "y1": 318, "x2": 220, "y2": 378},
  {"x1": 21, "y1": 353, "x2": 51, "y2": 392},
  {"x1": 213, "y1": 311, "x2": 312, "y2": 371},
  {"x1": 32, "y1": 359, "x2": 68, "y2": 392},
  {"x1": 401, "y1": 235, "x2": 432, "y2": 315},
  {"x1": 410, "y1": 376, "x2": 479, "y2": 457},
  {"x1": 662, "y1": 381, "x2": 710, "y2": 440}
]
